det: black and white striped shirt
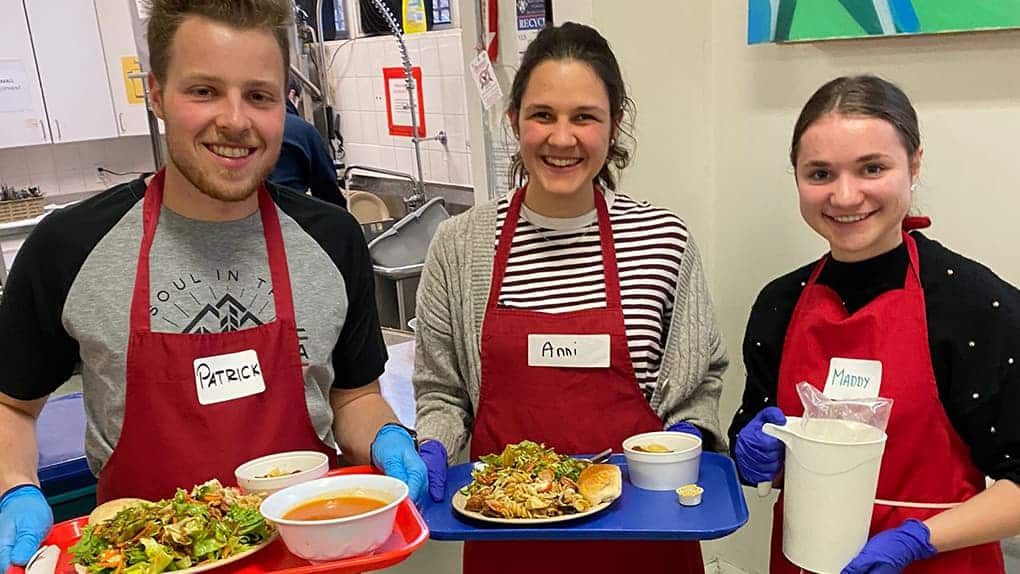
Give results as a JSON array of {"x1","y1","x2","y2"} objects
[{"x1": 495, "y1": 189, "x2": 688, "y2": 398}]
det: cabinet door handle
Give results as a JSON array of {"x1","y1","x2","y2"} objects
[
  {"x1": 39, "y1": 120, "x2": 47, "y2": 142},
  {"x1": 55, "y1": 119, "x2": 62, "y2": 140},
  {"x1": 118, "y1": 113, "x2": 126, "y2": 134}
]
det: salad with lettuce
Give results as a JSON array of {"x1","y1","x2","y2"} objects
[{"x1": 70, "y1": 480, "x2": 274, "y2": 574}]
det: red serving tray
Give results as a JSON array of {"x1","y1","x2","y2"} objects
[{"x1": 7, "y1": 466, "x2": 429, "y2": 574}]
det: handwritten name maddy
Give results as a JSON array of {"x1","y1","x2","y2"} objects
[{"x1": 829, "y1": 368, "x2": 871, "y2": 389}]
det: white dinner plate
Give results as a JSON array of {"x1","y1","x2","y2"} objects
[{"x1": 451, "y1": 490, "x2": 617, "y2": 525}]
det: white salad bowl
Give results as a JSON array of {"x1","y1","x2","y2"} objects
[{"x1": 234, "y1": 451, "x2": 329, "y2": 495}]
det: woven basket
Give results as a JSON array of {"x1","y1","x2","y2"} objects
[{"x1": 0, "y1": 196, "x2": 45, "y2": 223}]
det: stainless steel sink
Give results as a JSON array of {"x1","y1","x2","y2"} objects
[
  {"x1": 369, "y1": 197, "x2": 449, "y2": 268},
  {"x1": 344, "y1": 169, "x2": 474, "y2": 331},
  {"x1": 345, "y1": 172, "x2": 474, "y2": 220}
]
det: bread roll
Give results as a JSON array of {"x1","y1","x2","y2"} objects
[
  {"x1": 578, "y1": 464, "x2": 622, "y2": 504},
  {"x1": 87, "y1": 498, "x2": 148, "y2": 525}
]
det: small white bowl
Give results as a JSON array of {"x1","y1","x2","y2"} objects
[
  {"x1": 234, "y1": 451, "x2": 329, "y2": 495},
  {"x1": 259, "y1": 474, "x2": 407, "y2": 562},
  {"x1": 622, "y1": 431, "x2": 702, "y2": 491}
]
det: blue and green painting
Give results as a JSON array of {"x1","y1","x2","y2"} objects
[{"x1": 748, "y1": 0, "x2": 1020, "y2": 44}]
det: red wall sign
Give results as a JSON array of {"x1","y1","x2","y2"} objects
[{"x1": 383, "y1": 67, "x2": 426, "y2": 138}]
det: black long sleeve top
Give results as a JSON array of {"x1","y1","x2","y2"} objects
[{"x1": 728, "y1": 232, "x2": 1020, "y2": 483}]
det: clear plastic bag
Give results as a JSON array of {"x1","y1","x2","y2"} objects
[{"x1": 796, "y1": 382, "x2": 894, "y2": 432}]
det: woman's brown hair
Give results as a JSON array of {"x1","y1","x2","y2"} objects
[
  {"x1": 507, "y1": 22, "x2": 635, "y2": 191},
  {"x1": 791, "y1": 75, "x2": 920, "y2": 168}
]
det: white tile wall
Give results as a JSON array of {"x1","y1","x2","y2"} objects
[
  {"x1": 326, "y1": 29, "x2": 473, "y2": 187},
  {"x1": 422, "y1": 77, "x2": 443, "y2": 115},
  {"x1": 441, "y1": 77, "x2": 467, "y2": 115},
  {"x1": 423, "y1": 113, "x2": 444, "y2": 151},
  {"x1": 376, "y1": 145, "x2": 397, "y2": 171},
  {"x1": 437, "y1": 35, "x2": 465, "y2": 77},
  {"x1": 426, "y1": 149, "x2": 449, "y2": 182},
  {"x1": 0, "y1": 136, "x2": 155, "y2": 198},
  {"x1": 394, "y1": 147, "x2": 415, "y2": 176},
  {"x1": 419, "y1": 37, "x2": 440, "y2": 75}
]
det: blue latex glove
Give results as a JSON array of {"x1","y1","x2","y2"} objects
[
  {"x1": 0, "y1": 485, "x2": 53, "y2": 573},
  {"x1": 418, "y1": 440, "x2": 448, "y2": 503},
  {"x1": 370, "y1": 424, "x2": 428, "y2": 506},
  {"x1": 734, "y1": 407, "x2": 787, "y2": 484},
  {"x1": 667, "y1": 421, "x2": 702, "y2": 438},
  {"x1": 842, "y1": 519, "x2": 937, "y2": 574}
]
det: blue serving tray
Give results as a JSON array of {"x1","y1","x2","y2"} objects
[{"x1": 422, "y1": 452, "x2": 749, "y2": 541}]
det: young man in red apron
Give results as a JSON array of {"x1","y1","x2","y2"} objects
[
  {"x1": 96, "y1": 170, "x2": 341, "y2": 501},
  {"x1": 458, "y1": 187, "x2": 705, "y2": 574},
  {"x1": 0, "y1": 4, "x2": 426, "y2": 569}
]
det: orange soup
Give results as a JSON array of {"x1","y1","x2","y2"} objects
[{"x1": 284, "y1": 495, "x2": 388, "y2": 521}]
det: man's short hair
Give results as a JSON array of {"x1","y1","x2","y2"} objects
[{"x1": 146, "y1": 0, "x2": 293, "y2": 84}]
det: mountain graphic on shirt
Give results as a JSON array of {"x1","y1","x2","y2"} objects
[{"x1": 182, "y1": 293, "x2": 265, "y2": 333}]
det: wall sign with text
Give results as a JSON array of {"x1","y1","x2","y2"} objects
[
  {"x1": 0, "y1": 59, "x2": 31, "y2": 113},
  {"x1": 516, "y1": 0, "x2": 551, "y2": 59},
  {"x1": 383, "y1": 66, "x2": 426, "y2": 138}
]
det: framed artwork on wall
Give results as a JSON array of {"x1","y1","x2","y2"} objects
[{"x1": 748, "y1": 0, "x2": 1020, "y2": 44}]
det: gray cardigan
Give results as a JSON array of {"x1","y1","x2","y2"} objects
[{"x1": 411, "y1": 200, "x2": 729, "y2": 461}]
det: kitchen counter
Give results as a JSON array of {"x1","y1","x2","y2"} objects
[
  {"x1": 0, "y1": 192, "x2": 95, "y2": 238},
  {"x1": 1, "y1": 196, "x2": 92, "y2": 285}
]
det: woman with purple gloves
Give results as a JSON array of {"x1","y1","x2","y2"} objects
[
  {"x1": 729, "y1": 75, "x2": 1020, "y2": 573},
  {"x1": 411, "y1": 22, "x2": 728, "y2": 574}
]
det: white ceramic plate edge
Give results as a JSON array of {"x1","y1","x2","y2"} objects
[
  {"x1": 73, "y1": 531, "x2": 278, "y2": 574},
  {"x1": 451, "y1": 491, "x2": 617, "y2": 525}
]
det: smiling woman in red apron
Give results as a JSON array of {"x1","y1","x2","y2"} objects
[
  {"x1": 729, "y1": 75, "x2": 1020, "y2": 573},
  {"x1": 411, "y1": 23, "x2": 728, "y2": 574}
]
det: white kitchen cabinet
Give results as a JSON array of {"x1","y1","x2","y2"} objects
[
  {"x1": 0, "y1": 0, "x2": 50, "y2": 148},
  {"x1": 24, "y1": 0, "x2": 118, "y2": 143},
  {"x1": 94, "y1": 0, "x2": 151, "y2": 137}
]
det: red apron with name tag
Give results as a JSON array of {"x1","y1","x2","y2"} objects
[
  {"x1": 461, "y1": 187, "x2": 704, "y2": 574},
  {"x1": 770, "y1": 218, "x2": 1003, "y2": 573},
  {"x1": 97, "y1": 170, "x2": 337, "y2": 503}
]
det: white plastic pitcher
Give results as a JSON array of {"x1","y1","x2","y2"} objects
[{"x1": 763, "y1": 416, "x2": 887, "y2": 574}]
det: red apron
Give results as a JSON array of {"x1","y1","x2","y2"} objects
[
  {"x1": 97, "y1": 170, "x2": 337, "y2": 503},
  {"x1": 770, "y1": 218, "x2": 1003, "y2": 573},
  {"x1": 461, "y1": 187, "x2": 704, "y2": 574}
]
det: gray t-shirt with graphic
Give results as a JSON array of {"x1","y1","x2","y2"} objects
[{"x1": 0, "y1": 178, "x2": 386, "y2": 475}]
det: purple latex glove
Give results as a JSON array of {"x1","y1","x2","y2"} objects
[
  {"x1": 418, "y1": 440, "x2": 448, "y2": 503},
  {"x1": 841, "y1": 519, "x2": 937, "y2": 574},
  {"x1": 667, "y1": 421, "x2": 702, "y2": 438},
  {"x1": 0, "y1": 485, "x2": 53, "y2": 573},
  {"x1": 734, "y1": 406, "x2": 787, "y2": 484}
]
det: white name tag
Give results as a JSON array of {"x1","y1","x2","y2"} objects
[
  {"x1": 527, "y1": 334, "x2": 610, "y2": 368},
  {"x1": 194, "y1": 349, "x2": 266, "y2": 405},
  {"x1": 823, "y1": 357, "x2": 882, "y2": 399}
]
